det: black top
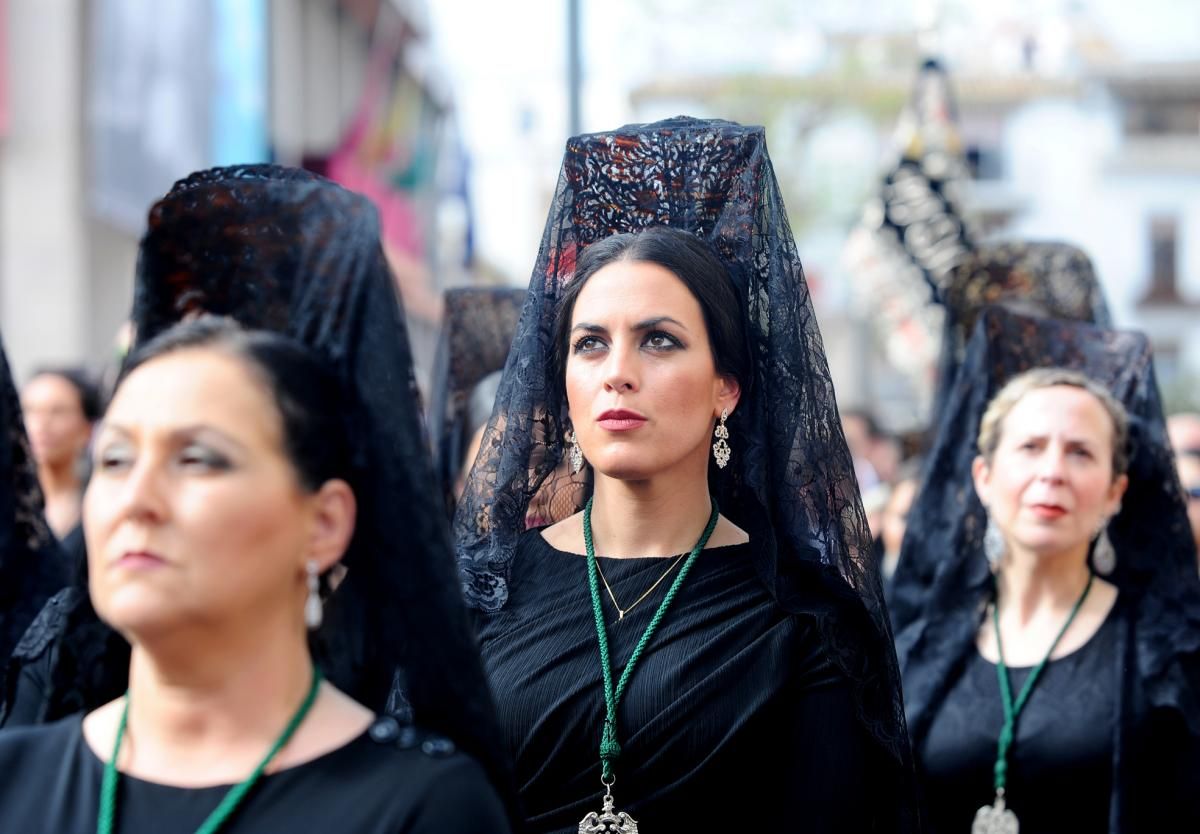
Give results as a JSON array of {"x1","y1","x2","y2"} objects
[
  {"x1": 475, "y1": 531, "x2": 874, "y2": 833},
  {"x1": 0, "y1": 714, "x2": 510, "y2": 833},
  {"x1": 921, "y1": 603, "x2": 1119, "y2": 834}
]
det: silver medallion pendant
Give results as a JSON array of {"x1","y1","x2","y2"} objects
[
  {"x1": 972, "y1": 793, "x2": 1018, "y2": 834},
  {"x1": 579, "y1": 790, "x2": 639, "y2": 833}
]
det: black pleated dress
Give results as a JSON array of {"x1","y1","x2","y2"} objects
[{"x1": 475, "y1": 531, "x2": 874, "y2": 833}]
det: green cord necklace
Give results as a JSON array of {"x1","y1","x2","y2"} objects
[
  {"x1": 97, "y1": 666, "x2": 323, "y2": 834},
  {"x1": 972, "y1": 572, "x2": 1093, "y2": 834},
  {"x1": 577, "y1": 496, "x2": 719, "y2": 834}
]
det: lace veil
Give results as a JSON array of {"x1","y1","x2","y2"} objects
[
  {"x1": 428, "y1": 286, "x2": 526, "y2": 515},
  {"x1": 893, "y1": 307, "x2": 1200, "y2": 744},
  {"x1": 454, "y1": 117, "x2": 917, "y2": 818},
  {"x1": 16, "y1": 165, "x2": 509, "y2": 789}
]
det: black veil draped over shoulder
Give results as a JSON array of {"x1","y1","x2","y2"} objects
[
  {"x1": 0, "y1": 334, "x2": 67, "y2": 683},
  {"x1": 454, "y1": 116, "x2": 917, "y2": 821},
  {"x1": 893, "y1": 307, "x2": 1200, "y2": 826},
  {"x1": 930, "y1": 241, "x2": 1112, "y2": 420},
  {"x1": 428, "y1": 286, "x2": 526, "y2": 515},
  {"x1": 3, "y1": 165, "x2": 509, "y2": 794}
]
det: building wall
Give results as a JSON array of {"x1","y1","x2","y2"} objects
[{"x1": 0, "y1": 0, "x2": 92, "y2": 381}]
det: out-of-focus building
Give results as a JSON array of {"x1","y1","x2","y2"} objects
[
  {"x1": 0, "y1": 0, "x2": 465, "y2": 393},
  {"x1": 627, "y1": 25, "x2": 1200, "y2": 428}
]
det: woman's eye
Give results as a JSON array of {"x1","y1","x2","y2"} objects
[
  {"x1": 644, "y1": 331, "x2": 680, "y2": 350},
  {"x1": 179, "y1": 445, "x2": 231, "y2": 471},
  {"x1": 96, "y1": 446, "x2": 133, "y2": 471},
  {"x1": 572, "y1": 335, "x2": 605, "y2": 354}
]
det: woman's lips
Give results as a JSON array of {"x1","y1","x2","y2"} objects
[
  {"x1": 596, "y1": 409, "x2": 646, "y2": 432},
  {"x1": 115, "y1": 551, "x2": 167, "y2": 570},
  {"x1": 1028, "y1": 503, "x2": 1067, "y2": 520}
]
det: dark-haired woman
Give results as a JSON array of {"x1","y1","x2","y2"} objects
[
  {"x1": 458, "y1": 119, "x2": 918, "y2": 833},
  {"x1": 0, "y1": 165, "x2": 514, "y2": 830},
  {"x1": 21, "y1": 367, "x2": 99, "y2": 540},
  {"x1": 0, "y1": 319, "x2": 510, "y2": 833}
]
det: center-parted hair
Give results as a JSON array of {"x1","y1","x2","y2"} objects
[
  {"x1": 976, "y1": 366, "x2": 1130, "y2": 478},
  {"x1": 551, "y1": 226, "x2": 750, "y2": 399}
]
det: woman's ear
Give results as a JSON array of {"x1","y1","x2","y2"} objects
[
  {"x1": 715, "y1": 375, "x2": 741, "y2": 418},
  {"x1": 971, "y1": 455, "x2": 992, "y2": 507},
  {"x1": 307, "y1": 479, "x2": 357, "y2": 573}
]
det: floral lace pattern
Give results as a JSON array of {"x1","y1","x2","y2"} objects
[{"x1": 453, "y1": 117, "x2": 916, "y2": 797}]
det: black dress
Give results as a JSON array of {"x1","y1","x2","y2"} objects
[
  {"x1": 0, "y1": 714, "x2": 511, "y2": 833},
  {"x1": 916, "y1": 596, "x2": 1200, "y2": 833},
  {"x1": 475, "y1": 531, "x2": 872, "y2": 833}
]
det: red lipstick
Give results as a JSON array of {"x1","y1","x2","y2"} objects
[{"x1": 596, "y1": 409, "x2": 647, "y2": 432}]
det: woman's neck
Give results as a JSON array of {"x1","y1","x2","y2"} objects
[
  {"x1": 119, "y1": 620, "x2": 315, "y2": 782},
  {"x1": 996, "y1": 544, "x2": 1092, "y2": 625},
  {"x1": 589, "y1": 465, "x2": 715, "y2": 558}
]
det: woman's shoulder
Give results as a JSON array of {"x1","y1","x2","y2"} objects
[
  {"x1": 0, "y1": 713, "x2": 88, "y2": 783},
  {"x1": 0, "y1": 712, "x2": 82, "y2": 754},
  {"x1": 345, "y1": 718, "x2": 512, "y2": 832}
]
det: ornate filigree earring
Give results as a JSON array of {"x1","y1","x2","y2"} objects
[
  {"x1": 566, "y1": 429, "x2": 584, "y2": 474},
  {"x1": 712, "y1": 409, "x2": 731, "y2": 469}
]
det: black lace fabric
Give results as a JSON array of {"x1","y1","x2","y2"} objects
[
  {"x1": 7, "y1": 165, "x2": 509, "y2": 794},
  {"x1": 932, "y1": 240, "x2": 1112, "y2": 419},
  {"x1": 453, "y1": 116, "x2": 917, "y2": 819},
  {"x1": 428, "y1": 287, "x2": 526, "y2": 515},
  {"x1": 0, "y1": 334, "x2": 65, "y2": 683},
  {"x1": 893, "y1": 306, "x2": 1200, "y2": 767}
]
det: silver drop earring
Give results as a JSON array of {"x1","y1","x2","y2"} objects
[
  {"x1": 1092, "y1": 521, "x2": 1117, "y2": 576},
  {"x1": 305, "y1": 559, "x2": 323, "y2": 630},
  {"x1": 566, "y1": 429, "x2": 584, "y2": 474},
  {"x1": 983, "y1": 514, "x2": 1006, "y2": 571},
  {"x1": 712, "y1": 409, "x2": 731, "y2": 469}
]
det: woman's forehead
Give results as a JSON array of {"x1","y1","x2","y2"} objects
[{"x1": 573, "y1": 260, "x2": 701, "y2": 324}]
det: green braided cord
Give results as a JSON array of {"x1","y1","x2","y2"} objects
[
  {"x1": 585, "y1": 496, "x2": 719, "y2": 781},
  {"x1": 97, "y1": 666, "x2": 324, "y2": 834},
  {"x1": 991, "y1": 572, "x2": 1093, "y2": 792},
  {"x1": 96, "y1": 693, "x2": 130, "y2": 834}
]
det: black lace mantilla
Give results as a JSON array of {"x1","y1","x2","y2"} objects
[
  {"x1": 428, "y1": 287, "x2": 527, "y2": 516},
  {"x1": 452, "y1": 117, "x2": 917, "y2": 818},
  {"x1": 13, "y1": 164, "x2": 509, "y2": 798},
  {"x1": 894, "y1": 306, "x2": 1200, "y2": 744},
  {"x1": 931, "y1": 240, "x2": 1112, "y2": 420}
]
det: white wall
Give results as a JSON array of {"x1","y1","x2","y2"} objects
[{"x1": 0, "y1": 0, "x2": 91, "y2": 381}]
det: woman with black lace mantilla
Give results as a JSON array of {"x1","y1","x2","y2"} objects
[
  {"x1": 456, "y1": 117, "x2": 918, "y2": 833},
  {"x1": 893, "y1": 307, "x2": 1200, "y2": 833},
  {"x1": 0, "y1": 167, "x2": 513, "y2": 833}
]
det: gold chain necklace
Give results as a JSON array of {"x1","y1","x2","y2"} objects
[{"x1": 594, "y1": 551, "x2": 690, "y2": 622}]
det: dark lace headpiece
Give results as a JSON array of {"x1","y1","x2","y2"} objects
[
  {"x1": 428, "y1": 287, "x2": 526, "y2": 515},
  {"x1": 893, "y1": 306, "x2": 1200, "y2": 740},
  {"x1": 931, "y1": 240, "x2": 1112, "y2": 418},
  {"x1": 32, "y1": 165, "x2": 508, "y2": 789},
  {"x1": 453, "y1": 117, "x2": 918, "y2": 819}
]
